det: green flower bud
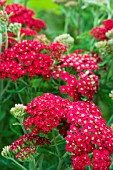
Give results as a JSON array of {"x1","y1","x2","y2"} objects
[
  {"x1": 0, "y1": 11, "x2": 8, "y2": 23},
  {"x1": 106, "y1": 29, "x2": 113, "y2": 39},
  {"x1": 54, "y1": 34, "x2": 74, "y2": 48},
  {"x1": 95, "y1": 40, "x2": 112, "y2": 56},
  {"x1": 8, "y1": 23, "x2": 21, "y2": 36},
  {"x1": 109, "y1": 90, "x2": 113, "y2": 100},
  {"x1": 0, "y1": 11, "x2": 8, "y2": 34},
  {"x1": 10, "y1": 104, "x2": 26, "y2": 119},
  {"x1": 1, "y1": 146, "x2": 11, "y2": 158}
]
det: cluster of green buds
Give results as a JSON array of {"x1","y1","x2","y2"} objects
[
  {"x1": 1, "y1": 146, "x2": 12, "y2": 159},
  {"x1": 0, "y1": 10, "x2": 8, "y2": 34},
  {"x1": 95, "y1": 40, "x2": 113, "y2": 56},
  {"x1": 106, "y1": 29, "x2": 113, "y2": 39},
  {"x1": 10, "y1": 104, "x2": 26, "y2": 119},
  {"x1": 8, "y1": 23, "x2": 22, "y2": 36},
  {"x1": 54, "y1": 33, "x2": 74, "y2": 48},
  {"x1": 109, "y1": 90, "x2": 113, "y2": 100}
]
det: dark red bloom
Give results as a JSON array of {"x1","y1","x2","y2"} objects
[
  {"x1": 0, "y1": 0, "x2": 6, "y2": 7},
  {"x1": 66, "y1": 101, "x2": 113, "y2": 169},
  {"x1": 92, "y1": 149, "x2": 111, "y2": 170},
  {"x1": 0, "y1": 40, "x2": 53, "y2": 81},
  {"x1": 60, "y1": 53, "x2": 99, "y2": 72},
  {"x1": 6, "y1": 4, "x2": 46, "y2": 32},
  {"x1": 90, "y1": 26, "x2": 107, "y2": 41},
  {"x1": 20, "y1": 28, "x2": 37, "y2": 37},
  {"x1": 10, "y1": 133, "x2": 49, "y2": 161},
  {"x1": 23, "y1": 93, "x2": 73, "y2": 134},
  {"x1": 102, "y1": 19, "x2": 113, "y2": 31}
]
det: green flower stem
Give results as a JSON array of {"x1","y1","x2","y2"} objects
[
  {"x1": 52, "y1": 130, "x2": 63, "y2": 170},
  {"x1": 10, "y1": 158, "x2": 27, "y2": 170},
  {"x1": 18, "y1": 118, "x2": 27, "y2": 134},
  {"x1": 29, "y1": 156, "x2": 36, "y2": 170},
  {"x1": 57, "y1": 159, "x2": 62, "y2": 170},
  {"x1": 24, "y1": 0, "x2": 28, "y2": 7},
  {"x1": 62, "y1": 152, "x2": 69, "y2": 159},
  {"x1": 51, "y1": 134, "x2": 62, "y2": 143},
  {"x1": 106, "y1": 0, "x2": 111, "y2": 18},
  {"x1": 39, "y1": 154, "x2": 44, "y2": 170},
  {"x1": 0, "y1": 33, "x2": 2, "y2": 53},
  {"x1": 64, "y1": 11, "x2": 70, "y2": 33},
  {"x1": 5, "y1": 29, "x2": 8, "y2": 50},
  {"x1": 17, "y1": 32, "x2": 21, "y2": 43}
]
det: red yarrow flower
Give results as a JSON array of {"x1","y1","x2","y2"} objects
[
  {"x1": 92, "y1": 149, "x2": 111, "y2": 170},
  {"x1": 90, "y1": 26, "x2": 107, "y2": 41},
  {"x1": 6, "y1": 4, "x2": 46, "y2": 32},
  {"x1": 23, "y1": 93, "x2": 73, "y2": 134},
  {"x1": 0, "y1": 40, "x2": 53, "y2": 81},
  {"x1": 66, "y1": 101, "x2": 113, "y2": 169},
  {"x1": 71, "y1": 154, "x2": 91, "y2": 170},
  {"x1": 60, "y1": 53, "x2": 99, "y2": 72},
  {"x1": 102, "y1": 19, "x2": 113, "y2": 31},
  {"x1": 10, "y1": 133, "x2": 49, "y2": 161},
  {"x1": 0, "y1": 0, "x2": 6, "y2": 7}
]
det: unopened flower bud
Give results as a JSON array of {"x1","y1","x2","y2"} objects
[
  {"x1": 1, "y1": 146, "x2": 11, "y2": 158},
  {"x1": 10, "y1": 104, "x2": 26, "y2": 119},
  {"x1": 109, "y1": 90, "x2": 113, "y2": 100},
  {"x1": 95, "y1": 40, "x2": 112, "y2": 55},
  {"x1": 0, "y1": 11, "x2": 8, "y2": 23},
  {"x1": 8, "y1": 23, "x2": 21, "y2": 36},
  {"x1": 0, "y1": 11, "x2": 8, "y2": 33},
  {"x1": 106, "y1": 29, "x2": 113, "y2": 38},
  {"x1": 54, "y1": 34, "x2": 74, "y2": 48}
]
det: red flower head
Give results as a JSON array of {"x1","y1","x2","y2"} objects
[
  {"x1": 23, "y1": 93, "x2": 73, "y2": 134},
  {"x1": 60, "y1": 53, "x2": 99, "y2": 72},
  {"x1": 0, "y1": 40, "x2": 53, "y2": 81},
  {"x1": 102, "y1": 19, "x2": 113, "y2": 31},
  {"x1": 10, "y1": 134, "x2": 50, "y2": 161},
  {"x1": 90, "y1": 26, "x2": 107, "y2": 41},
  {"x1": 66, "y1": 101, "x2": 113, "y2": 169},
  {"x1": 6, "y1": 4, "x2": 46, "y2": 32},
  {"x1": 0, "y1": 0, "x2": 6, "y2": 7}
]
